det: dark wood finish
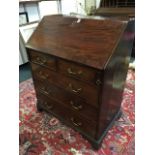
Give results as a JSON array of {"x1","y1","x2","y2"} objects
[
  {"x1": 58, "y1": 59, "x2": 101, "y2": 85},
  {"x1": 30, "y1": 63, "x2": 99, "y2": 107},
  {"x1": 26, "y1": 15, "x2": 135, "y2": 149},
  {"x1": 26, "y1": 15, "x2": 126, "y2": 69},
  {"x1": 96, "y1": 1, "x2": 135, "y2": 59},
  {"x1": 100, "y1": 0, "x2": 135, "y2": 8},
  {"x1": 36, "y1": 91, "x2": 97, "y2": 138},
  {"x1": 29, "y1": 50, "x2": 56, "y2": 71},
  {"x1": 97, "y1": 20, "x2": 135, "y2": 139},
  {"x1": 95, "y1": 7, "x2": 135, "y2": 19},
  {"x1": 34, "y1": 79, "x2": 98, "y2": 122}
]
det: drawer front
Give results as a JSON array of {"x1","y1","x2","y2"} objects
[
  {"x1": 37, "y1": 94, "x2": 54, "y2": 110},
  {"x1": 37, "y1": 92, "x2": 97, "y2": 138},
  {"x1": 31, "y1": 63, "x2": 99, "y2": 107},
  {"x1": 34, "y1": 80, "x2": 98, "y2": 122},
  {"x1": 28, "y1": 50, "x2": 56, "y2": 71},
  {"x1": 67, "y1": 110, "x2": 97, "y2": 138},
  {"x1": 58, "y1": 59, "x2": 101, "y2": 85}
]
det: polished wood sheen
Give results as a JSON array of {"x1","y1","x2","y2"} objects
[
  {"x1": 26, "y1": 15, "x2": 126, "y2": 69},
  {"x1": 36, "y1": 92, "x2": 97, "y2": 138},
  {"x1": 26, "y1": 15, "x2": 135, "y2": 149},
  {"x1": 95, "y1": 3, "x2": 135, "y2": 59},
  {"x1": 31, "y1": 63, "x2": 99, "y2": 107}
]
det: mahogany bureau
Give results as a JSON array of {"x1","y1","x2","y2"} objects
[{"x1": 26, "y1": 15, "x2": 135, "y2": 149}]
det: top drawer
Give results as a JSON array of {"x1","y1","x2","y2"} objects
[
  {"x1": 28, "y1": 50, "x2": 56, "y2": 71},
  {"x1": 58, "y1": 59, "x2": 101, "y2": 85},
  {"x1": 27, "y1": 50, "x2": 102, "y2": 86}
]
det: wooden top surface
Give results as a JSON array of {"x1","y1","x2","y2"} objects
[
  {"x1": 95, "y1": 7, "x2": 135, "y2": 18},
  {"x1": 26, "y1": 15, "x2": 127, "y2": 70}
]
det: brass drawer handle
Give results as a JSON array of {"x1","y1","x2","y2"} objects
[
  {"x1": 38, "y1": 71, "x2": 49, "y2": 80},
  {"x1": 70, "y1": 101, "x2": 82, "y2": 110},
  {"x1": 46, "y1": 104, "x2": 54, "y2": 109},
  {"x1": 67, "y1": 68, "x2": 82, "y2": 76},
  {"x1": 43, "y1": 101, "x2": 54, "y2": 109},
  {"x1": 68, "y1": 83, "x2": 82, "y2": 93},
  {"x1": 35, "y1": 56, "x2": 47, "y2": 65},
  {"x1": 40, "y1": 87, "x2": 49, "y2": 95},
  {"x1": 96, "y1": 79, "x2": 102, "y2": 85},
  {"x1": 71, "y1": 117, "x2": 82, "y2": 127}
]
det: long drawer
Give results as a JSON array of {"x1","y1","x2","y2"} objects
[
  {"x1": 36, "y1": 92, "x2": 97, "y2": 138},
  {"x1": 31, "y1": 63, "x2": 99, "y2": 107},
  {"x1": 34, "y1": 79, "x2": 98, "y2": 122}
]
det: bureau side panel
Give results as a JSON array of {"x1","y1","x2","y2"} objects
[{"x1": 96, "y1": 20, "x2": 135, "y2": 139}]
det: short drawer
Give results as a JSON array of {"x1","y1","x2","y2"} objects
[
  {"x1": 58, "y1": 59, "x2": 101, "y2": 85},
  {"x1": 28, "y1": 50, "x2": 56, "y2": 71},
  {"x1": 36, "y1": 92, "x2": 97, "y2": 138},
  {"x1": 34, "y1": 80, "x2": 98, "y2": 122},
  {"x1": 31, "y1": 63, "x2": 99, "y2": 107}
]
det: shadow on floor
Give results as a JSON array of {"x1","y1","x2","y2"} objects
[{"x1": 19, "y1": 63, "x2": 32, "y2": 83}]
